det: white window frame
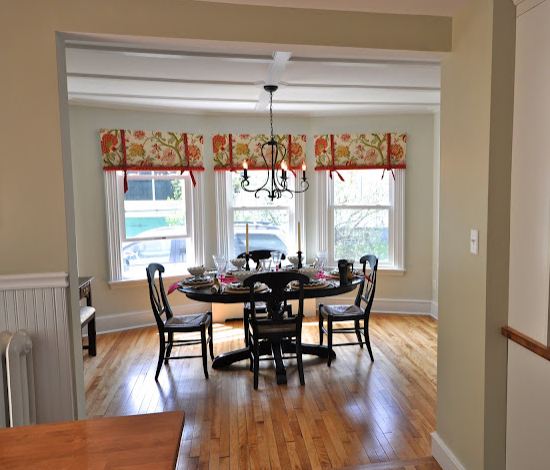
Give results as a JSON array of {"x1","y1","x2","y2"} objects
[
  {"x1": 104, "y1": 170, "x2": 204, "y2": 282},
  {"x1": 215, "y1": 171, "x2": 305, "y2": 259},
  {"x1": 321, "y1": 169, "x2": 405, "y2": 271}
]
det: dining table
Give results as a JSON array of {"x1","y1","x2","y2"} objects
[{"x1": 178, "y1": 273, "x2": 362, "y2": 385}]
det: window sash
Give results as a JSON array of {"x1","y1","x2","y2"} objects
[
  {"x1": 117, "y1": 172, "x2": 193, "y2": 242},
  {"x1": 326, "y1": 169, "x2": 404, "y2": 270}
]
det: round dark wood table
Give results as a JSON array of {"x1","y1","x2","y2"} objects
[{"x1": 178, "y1": 276, "x2": 362, "y2": 384}]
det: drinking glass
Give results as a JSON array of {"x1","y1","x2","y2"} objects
[
  {"x1": 212, "y1": 255, "x2": 227, "y2": 276},
  {"x1": 259, "y1": 258, "x2": 272, "y2": 271},
  {"x1": 315, "y1": 251, "x2": 328, "y2": 272},
  {"x1": 270, "y1": 251, "x2": 282, "y2": 271}
]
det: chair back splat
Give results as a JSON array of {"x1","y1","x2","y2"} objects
[
  {"x1": 146, "y1": 263, "x2": 174, "y2": 330},
  {"x1": 355, "y1": 254, "x2": 379, "y2": 315}
]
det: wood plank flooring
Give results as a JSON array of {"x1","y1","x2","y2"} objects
[{"x1": 84, "y1": 314, "x2": 438, "y2": 470}]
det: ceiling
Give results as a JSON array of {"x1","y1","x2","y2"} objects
[
  {"x1": 66, "y1": 44, "x2": 441, "y2": 116},
  {"x1": 193, "y1": 0, "x2": 469, "y2": 17}
]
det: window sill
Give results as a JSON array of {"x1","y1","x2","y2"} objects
[
  {"x1": 377, "y1": 267, "x2": 406, "y2": 276},
  {"x1": 108, "y1": 273, "x2": 189, "y2": 289}
]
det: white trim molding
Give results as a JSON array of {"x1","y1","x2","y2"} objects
[
  {"x1": 0, "y1": 272, "x2": 68, "y2": 290},
  {"x1": 94, "y1": 302, "x2": 211, "y2": 334},
  {"x1": 514, "y1": 0, "x2": 547, "y2": 16},
  {"x1": 431, "y1": 301, "x2": 439, "y2": 319},
  {"x1": 431, "y1": 432, "x2": 466, "y2": 470},
  {"x1": 319, "y1": 296, "x2": 434, "y2": 316}
]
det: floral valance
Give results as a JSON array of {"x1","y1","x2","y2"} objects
[
  {"x1": 99, "y1": 129, "x2": 205, "y2": 190},
  {"x1": 212, "y1": 134, "x2": 307, "y2": 171},
  {"x1": 314, "y1": 133, "x2": 407, "y2": 178}
]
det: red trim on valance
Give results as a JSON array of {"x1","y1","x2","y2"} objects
[
  {"x1": 120, "y1": 129, "x2": 128, "y2": 192},
  {"x1": 103, "y1": 166, "x2": 206, "y2": 172}
]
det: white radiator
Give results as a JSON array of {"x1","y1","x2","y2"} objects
[{"x1": 0, "y1": 331, "x2": 36, "y2": 427}]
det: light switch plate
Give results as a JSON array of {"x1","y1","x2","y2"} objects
[{"x1": 470, "y1": 229, "x2": 479, "y2": 255}]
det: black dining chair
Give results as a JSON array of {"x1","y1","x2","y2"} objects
[
  {"x1": 318, "y1": 255, "x2": 378, "y2": 366},
  {"x1": 146, "y1": 263, "x2": 214, "y2": 381},
  {"x1": 244, "y1": 271, "x2": 309, "y2": 389},
  {"x1": 237, "y1": 249, "x2": 288, "y2": 347}
]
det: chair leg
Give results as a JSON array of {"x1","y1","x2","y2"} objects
[
  {"x1": 327, "y1": 318, "x2": 333, "y2": 367},
  {"x1": 318, "y1": 305, "x2": 324, "y2": 346},
  {"x1": 244, "y1": 308, "x2": 250, "y2": 347},
  {"x1": 87, "y1": 318, "x2": 97, "y2": 357},
  {"x1": 364, "y1": 321, "x2": 374, "y2": 362},
  {"x1": 208, "y1": 321, "x2": 214, "y2": 360},
  {"x1": 201, "y1": 327, "x2": 209, "y2": 379},
  {"x1": 165, "y1": 331, "x2": 174, "y2": 364},
  {"x1": 296, "y1": 338, "x2": 305, "y2": 386},
  {"x1": 155, "y1": 333, "x2": 165, "y2": 381},
  {"x1": 253, "y1": 340, "x2": 260, "y2": 390},
  {"x1": 355, "y1": 319, "x2": 363, "y2": 348}
]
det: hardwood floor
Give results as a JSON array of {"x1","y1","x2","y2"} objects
[{"x1": 84, "y1": 314, "x2": 438, "y2": 470}]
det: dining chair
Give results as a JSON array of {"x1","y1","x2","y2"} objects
[
  {"x1": 146, "y1": 263, "x2": 214, "y2": 381},
  {"x1": 244, "y1": 271, "x2": 309, "y2": 389},
  {"x1": 318, "y1": 254, "x2": 378, "y2": 366},
  {"x1": 237, "y1": 249, "x2": 287, "y2": 347}
]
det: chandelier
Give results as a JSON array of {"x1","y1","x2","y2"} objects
[{"x1": 240, "y1": 85, "x2": 309, "y2": 200}]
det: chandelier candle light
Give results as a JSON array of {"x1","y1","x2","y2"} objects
[{"x1": 240, "y1": 85, "x2": 309, "y2": 200}]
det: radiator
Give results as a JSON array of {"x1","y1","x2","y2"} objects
[{"x1": 0, "y1": 331, "x2": 36, "y2": 427}]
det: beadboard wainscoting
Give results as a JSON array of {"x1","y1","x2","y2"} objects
[{"x1": 0, "y1": 273, "x2": 75, "y2": 424}]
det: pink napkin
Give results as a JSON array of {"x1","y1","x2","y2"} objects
[
  {"x1": 220, "y1": 274, "x2": 237, "y2": 284},
  {"x1": 167, "y1": 281, "x2": 180, "y2": 295}
]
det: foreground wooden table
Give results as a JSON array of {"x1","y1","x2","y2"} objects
[{"x1": 0, "y1": 411, "x2": 184, "y2": 469}]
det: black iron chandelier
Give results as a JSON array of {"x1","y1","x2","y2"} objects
[{"x1": 240, "y1": 85, "x2": 309, "y2": 200}]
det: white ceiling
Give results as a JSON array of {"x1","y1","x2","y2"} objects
[
  {"x1": 66, "y1": 45, "x2": 441, "y2": 116},
  {"x1": 193, "y1": 0, "x2": 468, "y2": 16}
]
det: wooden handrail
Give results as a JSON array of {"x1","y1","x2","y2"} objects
[{"x1": 502, "y1": 325, "x2": 550, "y2": 361}]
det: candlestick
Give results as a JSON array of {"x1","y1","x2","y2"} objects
[
  {"x1": 245, "y1": 252, "x2": 251, "y2": 271},
  {"x1": 243, "y1": 159, "x2": 248, "y2": 179},
  {"x1": 245, "y1": 222, "x2": 249, "y2": 254},
  {"x1": 302, "y1": 162, "x2": 306, "y2": 180},
  {"x1": 297, "y1": 221, "x2": 301, "y2": 252},
  {"x1": 297, "y1": 250, "x2": 303, "y2": 269}
]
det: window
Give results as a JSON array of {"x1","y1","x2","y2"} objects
[
  {"x1": 105, "y1": 171, "x2": 196, "y2": 281},
  {"x1": 327, "y1": 169, "x2": 404, "y2": 269},
  {"x1": 217, "y1": 171, "x2": 303, "y2": 258}
]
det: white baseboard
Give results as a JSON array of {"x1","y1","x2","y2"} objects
[
  {"x1": 430, "y1": 301, "x2": 439, "y2": 319},
  {"x1": 431, "y1": 432, "x2": 466, "y2": 470},
  {"x1": 95, "y1": 296, "x2": 437, "y2": 334},
  {"x1": 321, "y1": 296, "x2": 434, "y2": 316},
  {"x1": 95, "y1": 303, "x2": 211, "y2": 334}
]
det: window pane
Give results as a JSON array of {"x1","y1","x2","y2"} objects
[
  {"x1": 334, "y1": 169, "x2": 390, "y2": 206},
  {"x1": 334, "y1": 208, "x2": 389, "y2": 262},
  {"x1": 125, "y1": 179, "x2": 152, "y2": 201},
  {"x1": 124, "y1": 177, "x2": 187, "y2": 239},
  {"x1": 121, "y1": 238, "x2": 187, "y2": 279},
  {"x1": 233, "y1": 211, "x2": 289, "y2": 256}
]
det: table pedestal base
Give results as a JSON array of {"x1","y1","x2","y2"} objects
[{"x1": 211, "y1": 340, "x2": 336, "y2": 385}]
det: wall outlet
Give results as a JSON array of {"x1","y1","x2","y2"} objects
[{"x1": 470, "y1": 229, "x2": 479, "y2": 255}]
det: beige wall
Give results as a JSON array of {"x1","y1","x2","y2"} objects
[
  {"x1": 70, "y1": 105, "x2": 435, "y2": 325},
  {"x1": 506, "y1": 1, "x2": 550, "y2": 468},
  {"x1": 437, "y1": 0, "x2": 515, "y2": 469}
]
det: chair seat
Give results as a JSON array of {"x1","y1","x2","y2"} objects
[
  {"x1": 320, "y1": 304, "x2": 363, "y2": 320},
  {"x1": 80, "y1": 306, "x2": 96, "y2": 326},
  {"x1": 165, "y1": 313, "x2": 211, "y2": 331}
]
